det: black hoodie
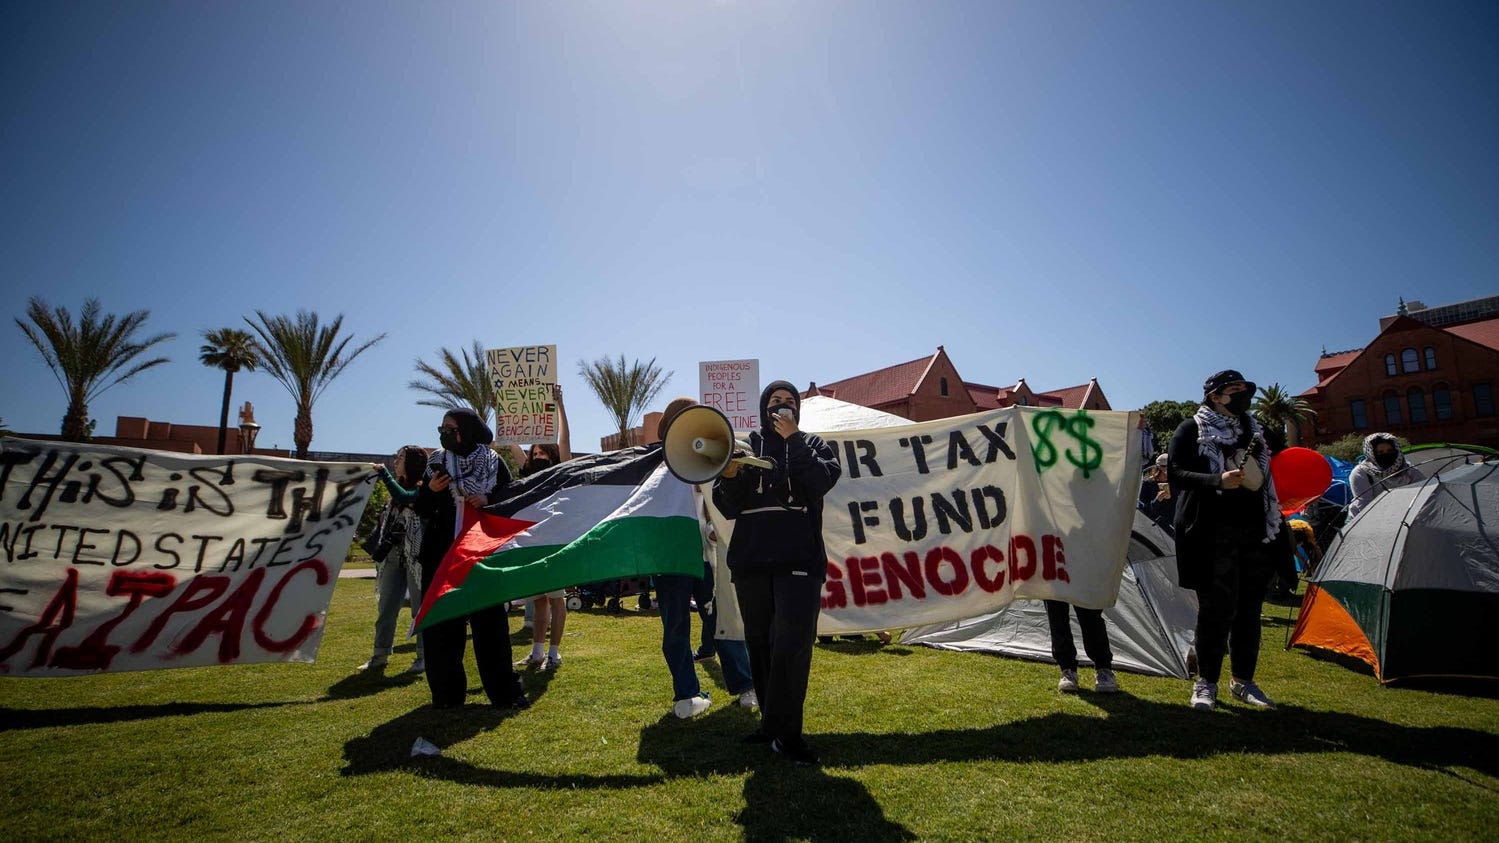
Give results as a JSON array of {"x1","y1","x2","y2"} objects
[{"x1": 712, "y1": 380, "x2": 842, "y2": 579}]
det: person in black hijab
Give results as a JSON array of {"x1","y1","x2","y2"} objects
[{"x1": 712, "y1": 381, "x2": 841, "y2": 765}]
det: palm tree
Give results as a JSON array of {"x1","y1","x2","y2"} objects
[
  {"x1": 577, "y1": 355, "x2": 672, "y2": 448},
  {"x1": 199, "y1": 328, "x2": 259, "y2": 454},
  {"x1": 15, "y1": 297, "x2": 175, "y2": 441},
  {"x1": 245, "y1": 310, "x2": 384, "y2": 459},
  {"x1": 1253, "y1": 382, "x2": 1315, "y2": 446},
  {"x1": 409, "y1": 340, "x2": 496, "y2": 424}
]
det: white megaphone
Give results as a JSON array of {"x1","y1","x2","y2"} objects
[{"x1": 662, "y1": 404, "x2": 773, "y2": 484}]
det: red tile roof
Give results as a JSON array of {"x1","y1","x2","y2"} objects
[
  {"x1": 1446, "y1": 316, "x2": 1499, "y2": 352},
  {"x1": 1041, "y1": 383, "x2": 1092, "y2": 409},
  {"x1": 814, "y1": 353, "x2": 935, "y2": 408},
  {"x1": 1314, "y1": 349, "x2": 1361, "y2": 374},
  {"x1": 966, "y1": 382, "x2": 1002, "y2": 410}
]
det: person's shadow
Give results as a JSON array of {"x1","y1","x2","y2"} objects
[{"x1": 636, "y1": 709, "x2": 916, "y2": 842}]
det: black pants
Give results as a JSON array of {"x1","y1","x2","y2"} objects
[
  {"x1": 1192, "y1": 525, "x2": 1274, "y2": 684},
  {"x1": 1043, "y1": 600, "x2": 1113, "y2": 671},
  {"x1": 421, "y1": 559, "x2": 521, "y2": 707},
  {"x1": 735, "y1": 569, "x2": 823, "y2": 744},
  {"x1": 422, "y1": 605, "x2": 522, "y2": 707}
]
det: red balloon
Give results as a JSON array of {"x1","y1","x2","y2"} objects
[{"x1": 1271, "y1": 447, "x2": 1334, "y2": 516}]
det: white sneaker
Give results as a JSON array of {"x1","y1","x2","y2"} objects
[
  {"x1": 1190, "y1": 679, "x2": 1217, "y2": 711},
  {"x1": 405, "y1": 658, "x2": 425, "y2": 675},
  {"x1": 543, "y1": 654, "x2": 562, "y2": 671},
  {"x1": 1057, "y1": 668, "x2": 1080, "y2": 693},
  {"x1": 737, "y1": 690, "x2": 759, "y2": 709},
  {"x1": 357, "y1": 655, "x2": 388, "y2": 672},
  {"x1": 1095, "y1": 669, "x2": 1120, "y2": 694},
  {"x1": 1230, "y1": 678, "x2": 1276, "y2": 709},
  {"x1": 673, "y1": 696, "x2": 711, "y2": 719}
]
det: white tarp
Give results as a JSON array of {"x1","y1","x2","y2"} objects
[{"x1": 0, "y1": 438, "x2": 373, "y2": 676}]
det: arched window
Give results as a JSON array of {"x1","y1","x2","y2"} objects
[
  {"x1": 939, "y1": 377, "x2": 949, "y2": 397},
  {"x1": 1383, "y1": 393, "x2": 1404, "y2": 425},
  {"x1": 1433, "y1": 386, "x2": 1455, "y2": 421},
  {"x1": 1401, "y1": 348, "x2": 1419, "y2": 373},
  {"x1": 1350, "y1": 399, "x2": 1368, "y2": 429},
  {"x1": 1423, "y1": 347, "x2": 1437, "y2": 370},
  {"x1": 1385, "y1": 354, "x2": 1398, "y2": 376},
  {"x1": 1408, "y1": 388, "x2": 1428, "y2": 424}
]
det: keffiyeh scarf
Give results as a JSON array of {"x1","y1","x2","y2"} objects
[{"x1": 1194, "y1": 406, "x2": 1281, "y2": 543}]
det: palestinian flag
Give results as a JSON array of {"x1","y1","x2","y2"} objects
[{"x1": 413, "y1": 446, "x2": 703, "y2": 630}]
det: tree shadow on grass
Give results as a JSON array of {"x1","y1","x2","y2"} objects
[{"x1": 0, "y1": 701, "x2": 296, "y2": 731}]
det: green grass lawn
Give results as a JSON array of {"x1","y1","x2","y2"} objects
[{"x1": 3, "y1": 582, "x2": 1497, "y2": 842}]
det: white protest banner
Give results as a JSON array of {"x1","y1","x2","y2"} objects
[
  {"x1": 488, "y1": 344, "x2": 559, "y2": 445},
  {"x1": 0, "y1": 439, "x2": 374, "y2": 676},
  {"x1": 699, "y1": 359, "x2": 759, "y2": 433},
  {"x1": 706, "y1": 407, "x2": 1142, "y2": 635}
]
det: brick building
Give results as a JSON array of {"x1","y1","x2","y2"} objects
[
  {"x1": 1301, "y1": 298, "x2": 1499, "y2": 448},
  {"x1": 807, "y1": 346, "x2": 1111, "y2": 421},
  {"x1": 597, "y1": 347, "x2": 1111, "y2": 450}
]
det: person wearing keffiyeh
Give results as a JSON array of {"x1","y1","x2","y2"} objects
[
  {"x1": 1347, "y1": 432, "x2": 1424, "y2": 518},
  {"x1": 1168, "y1": 370, "x2": 1281, "y2": 713}
]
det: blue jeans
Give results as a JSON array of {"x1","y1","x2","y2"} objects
[
  {"x1": 658, "y1": 571, "x2": 754, "y2": 701},
  {"x1": 372, "y1": 556, "x2": 424, "y2": 659}
]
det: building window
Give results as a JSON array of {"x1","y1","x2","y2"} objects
[
  {"x1": 1408, "y1": 388, "x2": 1428, "y2": 424},
  {"x1": 1401, "y1": 348, "x2": 1419, "y2": 373},
  {"x1": 1383, "y1": 393, "x2": 1403, "y2": 425},
  {"x1": 939, "y1": 377, "x2": 949, "y2": 397},
  {"x1": 1424, "y1": 347, "x2": 1437, "y2": 370},
  {"x1": 1433, "y1": 387, "x2": 1454, "y2": 421},
  {"x1": 1350, "y1": 399, "x2": 1368, "y2": 429},
  {"x1": 1384, "y1": 354, "x2": 1397, "y2": 376},
  {"x1": 1476, "y1": 384, "x2": 1495, "y2": 417}
]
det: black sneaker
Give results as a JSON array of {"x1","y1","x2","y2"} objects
[{"x1": 771, "y1": 737, "x2": 819, "y2": 766}]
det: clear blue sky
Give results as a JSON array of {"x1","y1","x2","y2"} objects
[{"x1": 3, "y1": 1, "x2": 1496, "y2": 454}]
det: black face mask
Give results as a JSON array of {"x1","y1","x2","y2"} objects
[
  {"x1": 1374, "y1": 451, "x2": 1399, "y2": 469},
  {"x1": 1221, "y1": 391, "x2": 1252, "y2": 416},
  {"x1": 439, "y1": 430, "x2": 459, "y2": 452},
  {"x1": 527, "y1": 457, "x2": 552, "y2": 472}
]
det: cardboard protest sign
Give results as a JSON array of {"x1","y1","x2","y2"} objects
[
  {"x1": 0, "y1": 439, "x2": 374, "y2": 676},
  {"x1": 488, "y1": 344, "x2": 559, "y2": 445},
  {"x1": 704, "y1": 407, "x2": 1143, "y2": 635},
  {"x1": 699, "y1": 359, "x2": 759, "y2": 433}
]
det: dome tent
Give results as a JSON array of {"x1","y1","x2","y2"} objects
[{"x1": 1290, "y1": 460, "x2": 1499, "y2": 683}]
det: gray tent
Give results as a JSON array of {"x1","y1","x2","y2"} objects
[
  {"x1": 1290, "y1": 460, "x2": 1499, "y2": 682},
  {"x1": 902, "y1": 511, "x2": 1198, "y2": 678}
]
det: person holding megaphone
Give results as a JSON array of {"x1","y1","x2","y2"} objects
[{"x1": 712, "y1": 381, "x2": 841, "y2": 766}]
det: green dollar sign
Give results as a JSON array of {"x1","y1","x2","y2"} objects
[
  {"x1": 1030, "y1": 410, "x2": 1067, "y2": 474},
  {"x1": 1064, "y1": 411, "x2": 1104, "y2": 479}
]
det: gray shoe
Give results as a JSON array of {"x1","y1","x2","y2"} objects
[
  {"x1": 1057, "y1": 668, "x2": 1080, "y2": 693},
  {"x1": 1190, "y1": 679, "x2": 1217, "y2": 711},
  {"x1": 1230, "y1": 678, "x2": 1275, "y2": 709},
  {"x1": 1095, "y1": 669, "x2": 1120, "y2": 693}
]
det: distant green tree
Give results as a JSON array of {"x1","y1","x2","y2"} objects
[
  {"x1": 199, "y1": 327, "x2": 259, "y2": 454},
  {"x1": 1317, "y1": 432, "x2": 1408, "y2": 464},
  {"x1": 0, "y1": 417, "x2": 11, "y2": 437},
  {"x1": 410, "y1": 340, "x2": 496, "y2": 425},
  {"x1": 246, "y1": 310, "x2": 384, "y2": 459},
  {"x1": 1253, "y1": 383, "x2": 1315, "y2": 446},
  {"x1": 578, "y1": 355, "x2": 672, "y2": 448},
  {"x1": 1139, "y1": 399, "x2": 1199, "y2": 455},
  {"x1": 15, "y1": 297, "x2": 175, "y2": 441}
]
